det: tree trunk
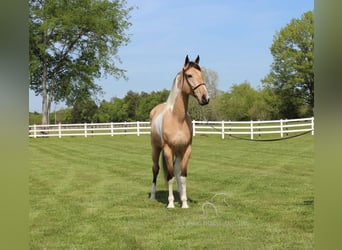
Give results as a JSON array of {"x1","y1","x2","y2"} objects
[
  {"x1": 41, "y1": 61, "x2": 49, "y2": 126},
  {"x1": 48, "y1": 93, "x2": 53, "y2": 125}
]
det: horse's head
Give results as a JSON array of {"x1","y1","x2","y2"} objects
[{"x1": 182, "y1": 55, "x2": 210, "y2": 105}]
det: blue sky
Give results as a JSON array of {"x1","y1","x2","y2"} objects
[{"x1": 29, "y1": 0, "x2": 313, "y2": 112}]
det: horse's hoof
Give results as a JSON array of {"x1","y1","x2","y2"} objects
[
  {"x1": 167, "y1": 203, "x2": 175, "y2": 209},
  {"x1": 182, "y1": 203, "x2": 189, "y2": 209},
  {"x1": 150, "y1": 194, "x2": 155, "y2": 199}
]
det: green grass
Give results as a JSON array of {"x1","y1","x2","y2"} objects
[{"x1": 29, "y1": 134, "x2": 314, "y2": 249}]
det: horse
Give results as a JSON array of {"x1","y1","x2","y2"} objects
[{"x1": 149, "y1": 55, "x2": 210, "y2": 208}]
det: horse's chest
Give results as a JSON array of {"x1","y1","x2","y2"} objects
[{"x1": 164, "y1": 123, "x2": 192, "y2": 146}]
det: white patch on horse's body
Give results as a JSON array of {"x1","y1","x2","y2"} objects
[
  {"x1": 153, "y1": 111, "x2": 164, "y2": 139},
  {"x1": 152, "y1": 74, "x2": 181, "y2": 141},
  {"x1": 165, "y1": 74, "x2": 181, "y2": 112}
]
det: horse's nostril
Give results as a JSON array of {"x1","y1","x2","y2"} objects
[{"x1": 201, "y1": 95, "x2": 210, "y2": 105}]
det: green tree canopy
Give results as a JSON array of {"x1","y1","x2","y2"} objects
[
  {"x1": 262, "y1": 11, "x2": 314, "y2": 118},
  {"x1": 218, "y1": 82, "x2": 258, "y2": 121},
  {"x1": 71, "y1": 97, "x2": 98, "y2": 123},
  {"x1": 29, "y1": 0, "x2": 133, "y2": 125}
]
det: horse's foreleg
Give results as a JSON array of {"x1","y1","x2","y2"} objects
[
  {"x1": 150, "y1": 167, "x2": 158, "y2": 199},
  {"x1": 163, "y1": 145, "x2": 175, "y2": 208},
  {"x1": 179, "y1": 145, "x2": 191, "y2": 208},
  {"x1": 180, "y1": 176, "x2": 188, "y2": 208},
  {"x1": 167, "y1": 177, "x2": 175, "y2": 208},
  {"x1": 150, "y1": 146, "x2": 161, "y2": 199}
]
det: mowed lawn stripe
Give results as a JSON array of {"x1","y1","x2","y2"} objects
[{"x1": 30, "y1": 134, "x2": 313, "y2": 249}]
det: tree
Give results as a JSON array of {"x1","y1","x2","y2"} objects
[
  {"x1": 225, "y1": 82, "x2": 258, "y2": 121},
  {"x1": 71, "y1": 97, "x2": 98, "y2": 123},
  {"x1": 123, "y1": 91, "x2": 140, "y2": 121},
  {"x1": 262, "y1": 11, "x2": 314, "y2": 118},
  {"x1": 213, "y1": 81, "x2": 278, "y2": 121},
  {"x1": 29, "y1": 0, "x2": 133, "y2": 125},
  {"x1": 110, "y1": 97, "x2": 129, "y2": 122},
  {"x1": 202, "y1": 67, "x2": 219, "y2": 99},
  {"x1": 248, "y1": 87, "x2": 279, "y2": 120},
  {"x1": 135, "y1": 90, "x2": 169, "y2": 121},
  {"x1": 94, "y1": 100, "x2": 114, "y2": 123}
]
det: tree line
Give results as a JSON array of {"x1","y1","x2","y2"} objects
[
  {"x1": 29, "y1": 0, "x2": 313, "y2": 125},
  {"x1": 29, "y1": 76, "x2": 313, "y2": 125}
]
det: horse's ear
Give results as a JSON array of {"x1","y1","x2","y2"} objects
[
  {"x1": 184, "y1": 55, "x2": 189, "y2": 67},
  {"x1": 195, "y1": 55, "x2": 200, "y2": 64}
]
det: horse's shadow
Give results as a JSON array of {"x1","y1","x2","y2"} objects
[{"x1": 148, "y1": 190, "x2": 197, "y2": 207}]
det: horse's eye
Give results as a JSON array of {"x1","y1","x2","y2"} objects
[{"x1": 186, "y1": 74, "x2": 192, "y2": 78}]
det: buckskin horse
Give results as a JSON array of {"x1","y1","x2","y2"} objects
[{"x1": 149, "y1": 55, "x2": 210, "y2": 208}]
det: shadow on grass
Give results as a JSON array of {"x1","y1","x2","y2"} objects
[
  {"x1": 148, "y1": 191, "x2": 197, "y2": 207},
  {"x1": 300, "y1": 198, "x2": 314, "y2": 206}
]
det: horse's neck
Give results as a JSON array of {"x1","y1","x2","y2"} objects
[
  {"x1": 165, "y1": 73, "x2": 189, "y2": 122},
  {"x1": 173, "y1": 91, "x2": 189, "y2": 121}
]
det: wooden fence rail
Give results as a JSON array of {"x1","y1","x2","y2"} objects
[{"x1": 29, "y1": 117, "x2": 314, "y2": 139}]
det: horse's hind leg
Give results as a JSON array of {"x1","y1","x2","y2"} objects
[
  {"x1": 150, "y1": 146, "x2": 161, "y2": 199},
  {"x1": 174, "y1": 157, "x2": 182, "y2": 197}
]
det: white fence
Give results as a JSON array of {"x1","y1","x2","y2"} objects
[
  {"x1": 192, "y1": 117, "x2": 314, "y2": 139},
  {"x1": 29, "y1": 117, "x2": 314, "y2": 140},
  {"x1": 29, "y1": 121, "x2": 151, "y2": 138}
]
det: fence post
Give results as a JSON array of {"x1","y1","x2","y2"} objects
[
  {"x1": 280, "y1": 119, "x2": 283, "y2": 138},
  {"x1": 33, "y1": 124, "x2": 37, "y2": 138},
  {"x1": 58, "y1": 123, "x2": 61, "y2": 138},
  {"x1": 228, "y1": 121, "x2": 231, "y2": 138},
  {"x1": 221, "y1": 120, "x2": 225, "y2": 139},
  {"x1": 137, "y1": 121, "x2": 140, "y2": 136},
  {"x1": 84, "y1": 123, "x2": 87, "y2": 138},
  {"x1": 124, "y1": 121, "x2": 127, "y2": 135},
  {"x1": 311, "y1": 117, "x2": 314, "y2": 135},
  {"x1": 285, "y1": 119, "x2": 289, "y2": 136},
  {"x1": 192, "y1": 120, "x2": 196, "y2": 136},
  {"x1": 250, "y1": 120, "x2": 254, "y2": 140},
  {"x1": 111, "y1": 122, "x2": 114, "y2": 136}
]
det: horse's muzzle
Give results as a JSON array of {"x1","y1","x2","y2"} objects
[{"x1": 200, "y1": 95, "x2": 210, "y2": 105}]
